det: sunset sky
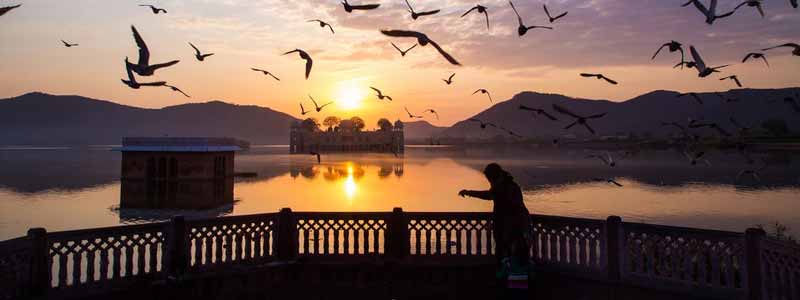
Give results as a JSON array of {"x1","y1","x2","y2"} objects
[{"x1": 1, "y1": 0, "x2": 798, "y2": 126}]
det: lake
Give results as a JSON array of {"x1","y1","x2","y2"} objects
[{"x1": 0, "y1": 145, "x2": 799, "y2": 240}]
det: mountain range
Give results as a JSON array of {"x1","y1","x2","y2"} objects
[{"x1": 0, "y1": 88, "x2": 797, "y2": 145}]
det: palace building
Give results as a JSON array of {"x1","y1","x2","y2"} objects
[{"x1": 290, "y1": 119, "x2": 404, "y2": 154}]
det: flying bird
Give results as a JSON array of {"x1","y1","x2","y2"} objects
[
  {"x1": 189, "y1": 43, "x2": 214, "y2": 61},
  {"x1": 674, "y1": 61, "x2": 697, "y2": 69},
  {"x1": 720, "y1": 75, "x2": 742, "y2": 87},
  {"x1": 0, "y1": 4, "x2": 21, "y2": 17},
  {"x1": 652, "y1": 41, "x2": 685, "y2": 65},
  {"x1": 586, "y1": 152, "x2": 617, "y2": 167},
  {"x1": 791, "y1": 0, "x2": 798, "y2": 8},
  {"x1": 391, "y1": 42, "x2": 417, "y2": 57},
  {"x1": 733, "y1": 0, "x2": 765, "y2": 18},
  {"x1": 404, "y1": 0, "x2": 440, "y2": 20},
  {"x1": 442, "y1": 73, "x2": 455, "y2": 85},
  {"x1": 300, "y1": 103, "x2": 309, "y2": 115},
  {"x1": 684, "y1": 150, "x2": 711, "y2": 166},
  {"x1": 593, "y1": 178, "x2": 623, "y2": 187},
  {"x1": 729, "y1": 117, "x2": 752, "y2": 136},
  {"x1": 543, "y1": 4, "x2": 568, "y2": 23},
  {"x1": 282, "y1": 49, "x2": 313, "y2": 79},
  {"x1": 307, "y1": 19, "x2": 335, "y2": 34},
  {"x1": 468, "y1": 118, "x2": 496, "y2": 129},
  {"x1": 689, "y1": 121, "x2": 732, "y2": 137},
  {"x1": 714, "y1": 92, "x2": 738, "y2": 103},
  {"x1": 341, "y1": 0, "x2": 380, "y2": 13},
  {"x1": 518, "y1": 105, "x2": 558, "y2": 121},
  {"x1": 552, "y1": 104, "x2": 606, "y2": 135},
  {"x1": 681, "y1": 0, "x2": 736, "y2": 24},
  {"x1": 424, "y1": 109, "x2": 439, "y2": 120},
  {"x1": 742, "y1": 52, "x2": 769, "y2": 67},
  {"x1": 405, "y1": 107, "x2": 423, "y2": 119},
  {"x1": 127, "y1": 25, "x2": 180, "y2": 76},
  {"x1": 690, "y1": 45, "x2": 729, "y2": 77},
  {"x1": 677, "y1": 92, "x2": 704, "y2": 104},
  {"x1": 370, "y1": 87, "x2": 393, "y2": 101},
  {"x1": 783, "y1": 95, "x2": 800, "y2": 112},
  {"x1": 580, "y1": 73, "x2": 618, "y2": 85},
  {"x1": 761, "y1": 43, "x2": 800, "y2": 57},
  {"x1": 139, "y1": 4, "x2": 167, "y2": 14},
  {"x1": 164, "y1": 84, "x2": 190, "y2": 98},
  {"x1": 380, "y1": 30, "x2": 460, "y2": 65},
  {"x1": 121, "y1": 58, "x2": 166, "y2": 89},
  {"x1": 251, "y1": 68, "x2": 280, "y2": 81},
  {"x1": 472, "y1": 89, "x2": 492, "y2": 103},
  {"x1": 61, "y1": 40, "x2": 78, "y2": 47},
  {"x1": 509, "y1": 1, "x2": 553, "y2": 36},
  {"x1": 309, "y1": 95, "x2": 333, "y2": 112},
  {"x1": 461, "y1": 5, "x2": 490, "y2": 30},
  {"x1": 309, "y1": 152, "x2": 321, "y2": 164}
]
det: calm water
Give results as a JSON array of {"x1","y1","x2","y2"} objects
[{"x1": 1, "y1": 145, "x2": 799, "y2": 240}]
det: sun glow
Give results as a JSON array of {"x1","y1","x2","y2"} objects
[
  {"x1": 343, "y1": 165, "x2": 357, "y2": 202},
  {"x1": 334, "y1": 82, "x2": 365, "y2": 111}
]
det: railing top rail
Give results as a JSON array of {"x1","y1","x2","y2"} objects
[
  {"x1": 531, "y1": 214, "x2": 607, "y2": 225},
  {"x1": 293, "y1": 211, "x2": 393, "y2": 218},
  {"x1": 0, "y1": 236, "x2": 31, "y2": 252},
  {"x1": 46, "y1": 222, "x2": 169, "y2": 242},
  {"x1": 405, "y1": 212, "x2": 492, "y2": 218},
  {"x1": 762, "y1": 236, "x2": 800, "y2": 251},
  {"x1": 185, "y1": 212, "x2": 278, "y2": 225},
  {"x1": 621, "y1": 221, "x2": 742, "y2": 239}
]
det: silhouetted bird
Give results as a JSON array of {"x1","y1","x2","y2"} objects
[
  {"x1": 681, "y1": 0, "x2": 735, "y2": 24},
  {"x1": 424, "y1": 109, "x2": 439, "y2": 120},
  {"x1": 461, "y1": 5, "x2": 490, "y2": 30},
  {"x1": 661, "y1": 121, "x2": 691, "y2": 137},
  {"x1": 472, "y1": 89, "x2": 492, "y2": 103},
  {"x1": 370, "y1": 87, "x2": 393, "y2": 101},
  {"x1": 552, "y1": 104, "x2": 606, "y2": 135},
  {"x1": 0, "y1": 4, "x2": 21, "y2": 17},
  {"x1": 677, "y1": 92, "x2": 704, "y2": 104},
  {"x1": 690, "y1": 46, "x2": 728, "y2": 77},
  {"x1": 405, "y1": 0, "x2": 440, "y2": 20},
  {"x1": 586, "y1": 152, "x2": 617, "y2": 167},
  {"x1": 251, "y1": 68, "x2": 280, "y2": 81},
  {"x1": 127, "y1": 25, "x2": 180, "y2": 76},
  {"x1": 791, "y1": 0, "x2": 798, "y2": 8},
  {"x1": 761, "y1": 43, "x2": 800, "y2": 57},
  {"x1": 518, "y1": 105, "x2": 558, "y2": 121},
  {"x1": 61, "y1": 40, "x2": 78, "y2": 47},
  {"x1": 164, "y1": 84, "x2": 190, "y2": 97},
  {"x1": 580, "y1": 73, "x2": 618, "y2": 85},
  {"x1": 736, "y1": 165, "x2": 765, "y2": 183},
  {"x1": 742, "y1": 52, "x2": 769, "y2": 67},
  {"x1": 783, "y1": 95, "x2": 800, "y2": 112},
  {"x1": 307, "y1": 19, "x2": 335, "y2": 34},
  {"x1": 652, "y1": 41, "x2": 684, "y2": 65},
  {"x1": 468, "y1": 118, "x2": 496, "y2": 129},
  {"x1": 405, "y1": 107, "x2": 423, "y2": 119},
  {"x1": 543, "y1": 4, "x2": 568, "y2": 23},
  {"x1": 593, "y1": 178, "x2": 623, "y2": 187},
  {"x1": 380, "y1": 30, "x2": 460, "y2": 65},
  {"x1": 300, "y1": 103, "x2": 309, "y2": 115},
  {"x1": 341, "y1": 0, "x2": 380, "y2": 13},
  {"x1": 309, "y1": 152, "x2": 321, "y2": 164},
  {"x1": 391, "y1": 42, "x2": 417, "y2": 57},
  {"x1": 189, "y1": 43, "x2": 214, "y2": 61},
  {"x1": 282, "y1": 49, "x2": 313, "y2": 79},
  {"x1": 714, "y1": 92, "x2": 738, "y2": 103},
  {"x1": 720, "y1": 75, "x2": 742, "y2": 87},
  {"x1": 683, "y1": 150, "x2": 711, "y2": 166},
  {"x1": 309, "y1": 95, "x2": 333, "y2": 112},
  {"x1": 674, "y1": 61, "x2": 697, "y2": 69},
  {"x1": 442, "y1": 73, "x2": 455, "y2": 85},
  {"x1": 689, "y1": 121, "x2": 732, "y2": 137},
  {"x1": 121, "y1": 57, "x2": 166, "y2": 89},
  {"x1": 139, "y1": 4, "x2": 167, "y2": 14},
  {"x1": 509, "y1": 1, "x2": 552, "y2": 37},
  {"x1": 729, "y1": 117, "x2": 752, "y2": 136},
  {"x1": 733, "y1": 0, "x2": 765, "y2": 18}
]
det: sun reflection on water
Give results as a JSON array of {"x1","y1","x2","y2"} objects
[{"x1": 344, "y1": 164, "x2": 357, "y2": 202}]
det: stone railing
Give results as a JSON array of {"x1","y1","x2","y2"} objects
[{"x1": 0, "y1": 208, "x2": 795, "y2": 300}]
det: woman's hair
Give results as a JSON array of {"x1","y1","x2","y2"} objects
[{"x1": 483, "y1": 163, "x2": 511, "y2": 182}]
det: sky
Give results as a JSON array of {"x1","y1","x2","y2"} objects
[{"x1": 0, "y1": 0, "x2": 799, "y2": 127}]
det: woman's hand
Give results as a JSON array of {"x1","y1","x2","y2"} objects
[{"x1": 458, "y1": 190, "x2": 469, "y2": 198}]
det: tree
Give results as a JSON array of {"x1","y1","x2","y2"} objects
[
  {"x1": 323, "y1": 116, "x2": 341, "y2": 131},
  {"x1": 301, "y1": 117, "x2": 320, "y2": 132},
  {"x1": 377, "y1": 118, "x2": 393, "y2": 131},
  {"x1": 762, "y1": 119, "x2": 789, "y2": 136},
  {"x1": 350, "y1": 116, "x2": 365, "y2": 131}
]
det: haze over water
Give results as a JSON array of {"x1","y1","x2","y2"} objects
[{"x1": 1, "y1": 145, "x2": 798, "y2": 240}]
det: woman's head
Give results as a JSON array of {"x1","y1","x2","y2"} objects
[{"x1": 483, "y1": 163, "x2": 510, "y2": 185}]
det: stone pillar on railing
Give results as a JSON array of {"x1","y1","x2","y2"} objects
[
  {"x1": 27, "y1": 228, "x2": 48, "y2": 296},
  {"x1": 606, "y1": 216, "x2": 623, "y2": 282},
  {"x1": 167, "y1": 216, "x2": 188, "y2": 277},
  {"x1": 276, "y1": 208, "x2": 298, "y2": 261},
  {"x1": 388, "y1": 207, "x2": 409, "y2": 259},
  {"x1": 745, "y1": 227, "x2": 765, "y2": 300}
]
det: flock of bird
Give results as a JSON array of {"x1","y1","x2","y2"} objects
[{"x1": 1, "y1": 1, "x2": 798, "y2": 185}]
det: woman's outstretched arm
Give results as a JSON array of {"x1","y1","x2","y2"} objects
[{"x1": 458, "y1": 189, "x2": 492, "y2": 200}]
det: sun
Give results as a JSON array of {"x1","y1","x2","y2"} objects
[{"x1": 334, "y1": 82, "x2": 365, "y2": 110}]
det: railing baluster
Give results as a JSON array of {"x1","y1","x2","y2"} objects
[
  {"x1": 235, "y1": 227, "x2": 244, "y2": 261},
  {"x1": 354, "y1": 226, "x2": 361, "y2": 255},
  {"x1": 204, "y1": 234, "x2": 213, "y2": 266},
  {"x1": 313, "y1": 226, "x2": 320, "y2": 255},
  {"x1": 124, "y1": 244, "x2": 133, "y2": 277},
  {"x1": 344, "y1": 226, "x2": 351, "y2": 255},
  {"x1": 254, "y1": 231, "x2": 262, "y2": 259},
  {"x1": 192, "y1": 232, "x2": 201, "y2": 267},
  {"x1": 362, "y1": 227, "x2": 369, "y2": 255},
  {"x1": 415, "y1": 227, "x2": 422, "y2": 255},
  {"x1": 244, "y1": 230, "x2": 252, "y2": 261},
  {"x1": 112, "y1": 247, "x2": 121, "y2": 279},
  {"x1": 86, "y1": 250, "x2": 96, "y2": 282},
  {"x1": 333, "y1": 225, "x2": 340, "y2": 255},
  {"x1": 72, "y1": 252, "x2": 82, "y2": 285},
  {"x1": 445, "y1": 228, "x2": 452, "y2": 255},
  {"x1": 372, "y1": 226, "x2": 379, "y2": 255},
  {"x1": 476, "y1": 226, "x2": 483, "y2": 256},
  {"x1": 424, "y1": 225, "x2": 432, "y2": 255},
  {"x1": 559, "y1": 231, "x2": 567, "y2": 264},
  {"x1": 323, "y1": 225, "x2": 330, "y2": 255},
  {"x1": 136, "y1": 244, "x2": 145, "y2": 275},
  {"x1": 224, "y1": 234, "x2": 233, "y2": 263}
]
